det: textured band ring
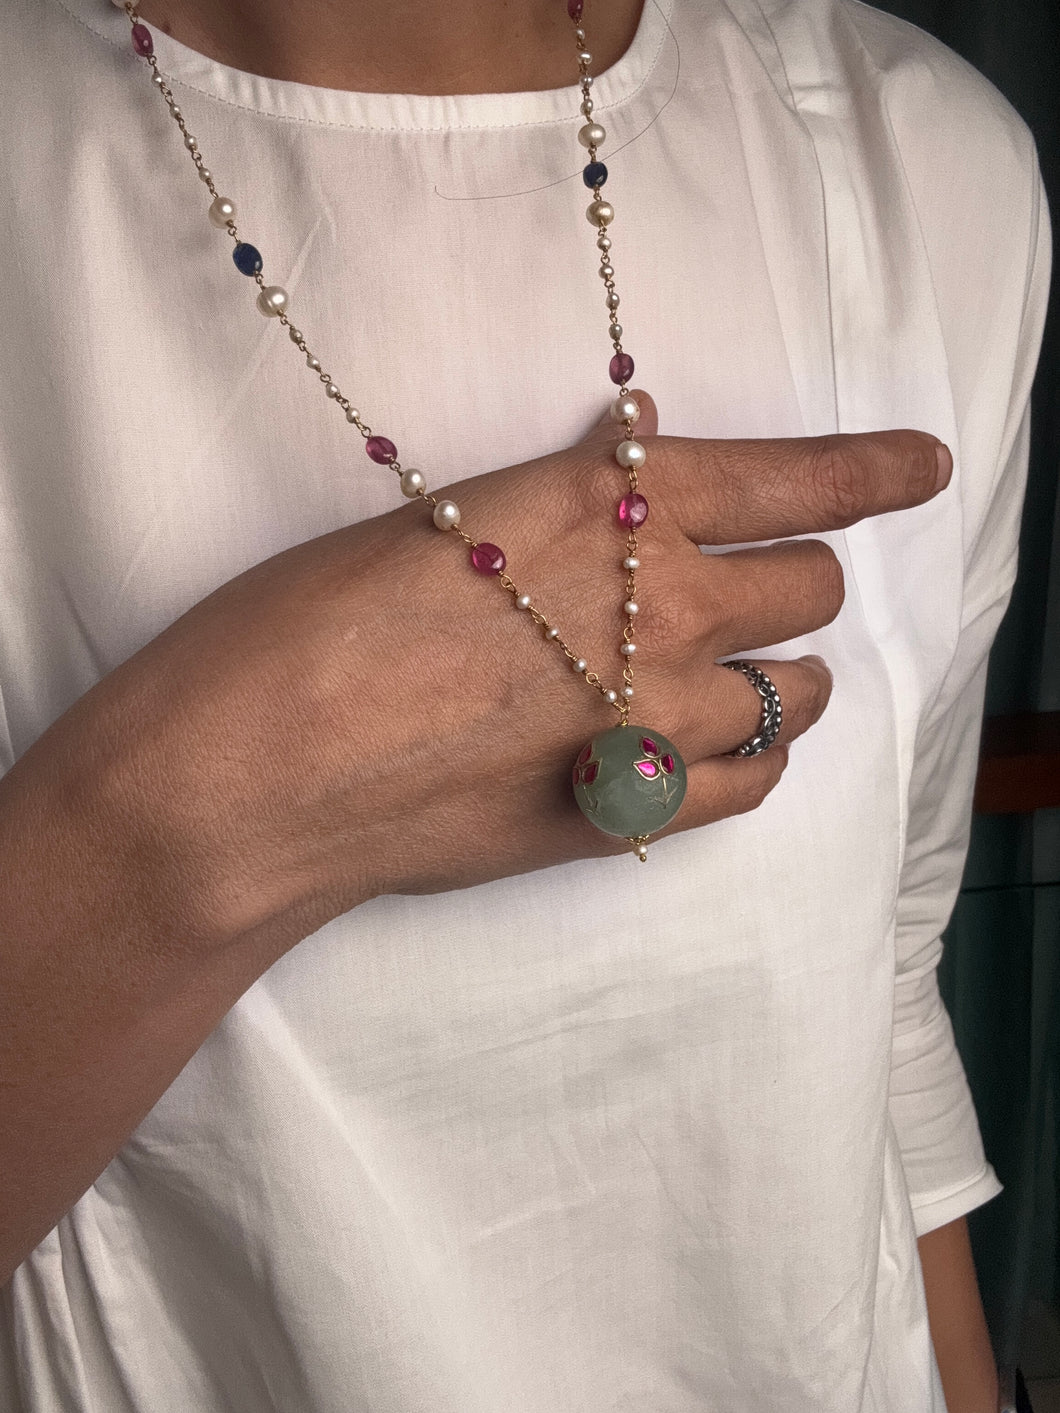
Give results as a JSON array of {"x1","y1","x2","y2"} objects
[{"x1": 725, "y1": 660, "x2": 783, "y2": 757}]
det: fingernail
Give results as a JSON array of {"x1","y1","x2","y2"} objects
[
  {"x1": 804, "y1": 653, "x2": 833, "y2": 682},
  {"x1": 935, "y1": 442, "x2": 953, "y2": 491}
]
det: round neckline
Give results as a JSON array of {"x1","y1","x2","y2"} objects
[{"x1": 59, "y1": 0, "x2": 675, "y2": 131}]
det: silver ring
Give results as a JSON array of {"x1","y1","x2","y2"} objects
[{"x1": 725, "y1": 660, "x2": 783, "y2": 757}]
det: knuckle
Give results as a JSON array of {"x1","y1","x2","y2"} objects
[
  {"x1": 811, "y1": 435, "x2": 865, "y2": 526},
  {"x1": 733, "y1": 751, "x2": 786, "y2": 813},
  {"x1": 803, "y1": 540, "x2": 846, "y2": 622},
  {"x1": 639, "y1": 584, "x2": 703, "y2": 651}
]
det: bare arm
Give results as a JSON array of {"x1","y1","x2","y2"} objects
[{"x1": 918, "y1": 1215, "x2": 999, "y2": 1413}]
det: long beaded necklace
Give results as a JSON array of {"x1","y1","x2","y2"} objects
[{"x1": 120, "y1": 0, "x2": 693, "y2": 862}]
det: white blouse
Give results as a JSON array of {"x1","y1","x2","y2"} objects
[{"x1": 0, "y1": 0, "x2": 1050, "y2": 1408}]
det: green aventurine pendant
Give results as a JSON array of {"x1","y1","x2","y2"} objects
[{"x1": 572, "y1": 726, "x2": 687, "y2": 860}]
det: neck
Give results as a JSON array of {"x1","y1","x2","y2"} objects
[{"x1": 130, "y1": 0, "x2": 645, "y2": 94}]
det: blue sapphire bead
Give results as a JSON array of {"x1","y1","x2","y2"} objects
[
  {"x1": 232, "y1": 242, "x2": 263, "y2": 276},
  {"x1": 582, "y1": 161, "x2": 608, "y2": 189}
]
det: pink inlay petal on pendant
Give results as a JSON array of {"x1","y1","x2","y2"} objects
[
  {"x1": 577, "y1": 743, "x2": 593, "y2": 766},
  {"x1": 635, "y1": 759, "x2": 659, "y2": 779},
  {"x1": 618, "y1": 493, "x2": 649, "y2": 528},
  {"x1": 661, "y1": 753, "x2": 675, "y2": 774},
  {"x1": 583, "y1": 761, "x2": 599, "y2": 785},
  {"x1": 640, "y1": 737, "x2": 659, "y2": 755}
]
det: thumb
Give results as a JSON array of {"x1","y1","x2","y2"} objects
[{"x1": 578, "y1": 388, "x2": 658, "y2": 449}]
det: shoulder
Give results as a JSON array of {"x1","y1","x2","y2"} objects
[{"x1": 838, "y1": 2, "x2": 1038, "y2": 186}]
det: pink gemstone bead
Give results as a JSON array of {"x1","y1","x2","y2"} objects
[
  {"x1": 365, "y1": 435, "x2": 397, "y2": 464},
  {"x1": 567, "y1": 0, "x2": 584, "y2": 19},
  {"x1": 131, "y1": 23, "x2": 154, "y2": 56},
  {"x1": 618, "y1": 493, "x2": 649, "y2": 528},
  {"x1": 470, "y1": 542, "x2": 506, "y2": 575},
  {"x1": 609, "y1": 353, "x2": 635, "y2": 385}
]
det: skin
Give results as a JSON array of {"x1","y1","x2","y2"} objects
[{"x1": 9, "y1": 2, "x2": 997, "y2": 1404}]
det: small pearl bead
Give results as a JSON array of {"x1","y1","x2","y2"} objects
[
  {"x1": 587, "y1": 200, "x2": 615, "y2": 228},
  {"x1": 611, "y1": 396, "x2": 641, "y2": 424},
  {"x1": 184, "y1": 133, "x2": 198, "y2": 151},
  {"x1": 288, "y1": 325, "x2": 303, "y2": 342},
  {"x1": 400, "y1": 468, "x2": 425, "y2": 497},
  {"x1": 151, "y1": 71, "x2": 165, "y2": 85},
  {"x1": 622, "y1": 686, "x2": 635, "y2": 699},
  {"x1": 578, "y1": 50, "x2": 592, "y2": 64},
  {"x1": 198, "y1": 167, "x2": 212, "y2": 184},
  {"x1": 623, "y1": 556, "x2": 640, "y2": 570},
  {"x1": 605, "y1": 689, "x2": 618, "y2": 704},
  {"x1": 620, "y1": 643, "x2": 637, "y2": 656},
  {"x1": 432, "y1": 499, "x2": 460, "y2": 530},
  {"x1": 624, "y1": 601, "x2": 639, "y2": 615},
  {"x1": 609, "y1": 323, "x2": 623, "y2": 340},
  {"x1": 345, "y1": 407, "x2": 360, "y2": 423},
  {"x1": 574, "y1": 27, "x2": 586, "y2": 42},
  {"x1": 578, "y1": 123, "x2": 606, "y2": 149},
  {"x1": 515, "y1": 594, "x2": 532, "y2": 610},
  {"x1": 307, "y1": 355, "x2": 321, "y2": 370},
  {"x1": 581, "y1": 99, "x2": 594, "y2": 117},
  {"x1": 256, "y1": 285, "x2": 288, "y2": 317},
  {"x1": 208, "y1": 195, "x2": 235, "y2": 227},
  {"x1": 573, "y1": 658, "x2": 588, "y2": 673},
  {"x1": 545, "y1": 626, "x2": 560, "y2": 640},
  {"x1": 599, "y1": 264, "x2": 614, "y2": 279},
  {"x1": 169, "y1": 106, "x2": 182, "y2": 120},
  {"x1": 597, "y1": 235, "x2": 612, "y2": 251},
  {"x1": 615, "y1": 439, "x2": 647, "y2": 470},
  {"x1": 325, "y1": 382, "x2": 340, "y2": 398},
  {"x1": 606, "y1": 292, "x2": 621, "y2": 311}
]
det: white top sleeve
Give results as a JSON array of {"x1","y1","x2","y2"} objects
[{"x1": 889, "y1": 165, "x2": 1052, "y2": 1237}]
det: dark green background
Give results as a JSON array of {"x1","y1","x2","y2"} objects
[{"x1": 874, "y1": 0, "x2": 1060, "y2": 1376}]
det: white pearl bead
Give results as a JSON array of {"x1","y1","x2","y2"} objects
[
  {"x1": 574, "y1": 27, "x2": 586, "y2": 42},
  {"x1": 399, "y1": 468, "x2": 425, "y2": 497},
  {"x1": 622, "y1": 686, "x2": 635, "y2": 699},
  {"x1": 325, "y1": 382, "x2": 339, "y2": 398},
  {"x1": 432, "y1": 499, "x2": 460, "y2": 530},
  {"x1": 620, "y1": 643, "x2": 637, "y2": 656},
  {"x1": 587, "y1": 200, "x2": 614, "y2": 228},
  {"x1": 545, "y1": 626, "x2": 560, "y2": 640},
  {"x1": 623, "y1": 556, "x2": 640, "y2": 570},
  {"x1": 605, "y1": 689, "x2": 618, "y2": 704},
  {"x1": 615, "y1": 439, "x2": 646, "y2": 470},
  {"x1": 573, "y1": 658, "x2": 588, "y2": 673},
  {"x1": 307, "y1": 355, "x2": 321, "y2": 370},
  {"x1": 610, "y1": 396, "x2": 640, "y2": 424},
  {"x1": 578, "y1": 50, "x2": 592, "y2": 64},
  {"x1": 606, "y1": 292, "x2": 621, "y2": 310},
  {"x1": 345, "y1": 407, "x2": 360, "y2": 423},
  {"x1": 581, "y1": 98, "x2": 594, "y2": 117},
  {"x1": 515, "y1": 593, "x2": 532, "y2": 610},
  {"x1": 597, "y1": 235, "x2": 612, "y2": 251},
  {"x1": 624, "y1": 601, "x2": 639, "y2": 615},
  {"x1": 198, "y1": 168, "x2": 212, "y2": 184},
  {"x1": 208, "y1": 195, "x2": 235, "y2": 227},
  {"x1": 609, "y1": 323, "x2": 623, "y2": 340},
  {"x1": 288, "y1": 325, "x2": 303, "y2": 342},
  {"x1": 184, "y1": 133, "x2": 198, "y2": 151},
  {"x1": 169, "y1": 106, "x2": 182, "y2": 120},
  {"x1": 151, "y1": 70, "x2": 165, "y2": 84},
  {"x1": 256, "y1": 285, "x2": 288, "y2": 317},
  {"x1": 599, "y1": 264, "x2": 614, "y2": 279},
  {"x1": 578, "y1": 123, "x2": 606, "y2": 149}
]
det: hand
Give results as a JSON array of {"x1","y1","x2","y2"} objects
[{"x1": 22, "y1": 391, "x2": 950, "y2": 951}]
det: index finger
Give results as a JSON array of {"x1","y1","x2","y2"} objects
[{"x1": 653, "y1": 429, "x2": 951, "y2": 545}]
